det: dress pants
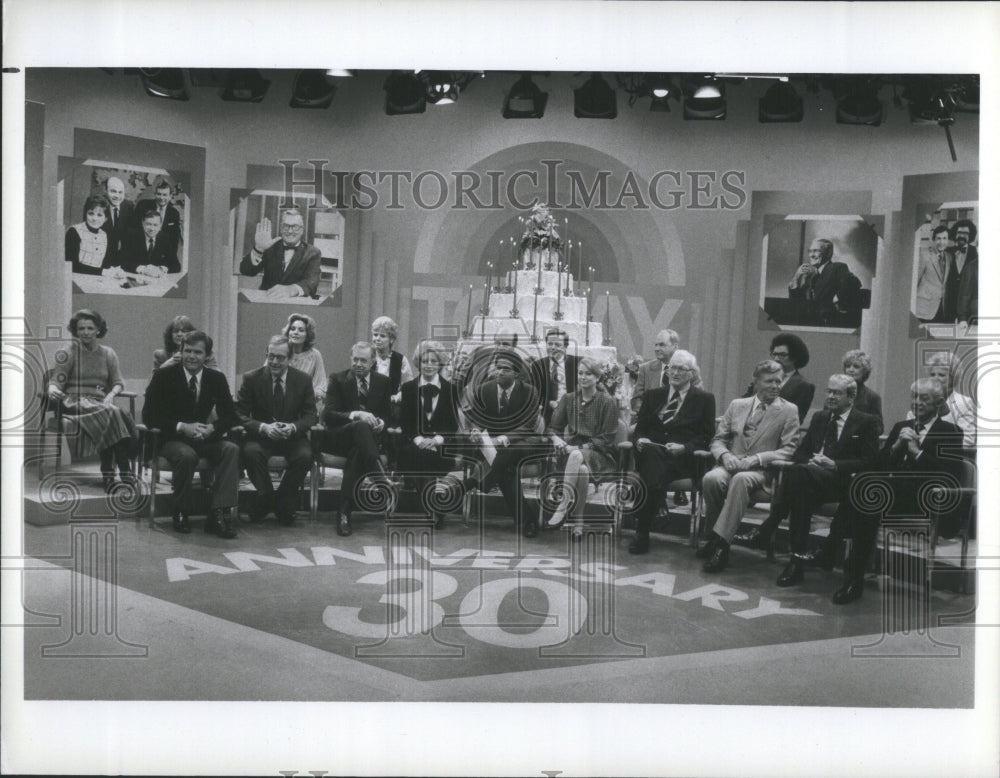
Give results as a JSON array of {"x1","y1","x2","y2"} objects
[
  {"x1": 770, "y1": 463, "x2": 845, "y2": 556},
  {"x1": 477, "y1": 445, "x2": 545, "y2": 524},
  {"x1": 321, "y1": 421, "x2": 383, "y2": 512},
  {"x1": 242, "y1": 435, "x2": 312, "y2": 516},
  {"x1": 160, "y1": 438, "x2": 239, "y2": 511},
  {"x1": 703, "y1": 466, "x2": 769, "y2": 543},
  {"x1": 634, "y1": 446, "x2": 693, "y2": 536}
]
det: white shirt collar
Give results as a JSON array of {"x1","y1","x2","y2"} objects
[{"x1": 419, "y1": 375, "x2": 441, "y2": 388}]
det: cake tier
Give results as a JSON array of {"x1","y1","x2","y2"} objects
[
  {"x1": 469, "y1": 315, "x2": 607, "y2": 353},
  {"x1": 498, "y1": 269, "x2": 583, "y2": 298},
  {"x1": 487, "y1": 292, "x2": 586, "y2": 323}
]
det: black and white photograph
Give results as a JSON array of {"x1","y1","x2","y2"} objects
[{"x1": 3, "y1": 3, "x2": 998, "y2": 777}]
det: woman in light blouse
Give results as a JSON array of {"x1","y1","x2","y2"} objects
[
  {"x1": 283, "y1": 313, "x2": 327, "y2": 409},
  {"x1": 370, "y1": 315, "x2": 414, "y2": 397},
  {"x1": 546, "y1": 357, "x2": 619, "y2": 530}
]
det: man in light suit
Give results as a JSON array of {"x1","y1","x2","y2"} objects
[
  {"x1": 530, "y1": 328, "x2": 579, "y2": 426},
  {"x1": 236, "y1": 335, "x2": 317, "y2": 525},
  {"x1": 142, "y1": 331, "x2": 240, "y2": 538},
  {"x1": 629, "y1": 349, "x2": 716, "y2": 555},
  {"x1": 630, "y1": 329, "x2": 679, "y2": 416},
  {"x1": 696, "y1": 359, "x2": 800, "y2": 573},
  {"x1": 136, "y1": 178, "x2": 182, "y2": 268},
  {"x1": 915, "y1": 225, "x2": 950, "y2": 323},
  {"x1": 239, "y1": 208, "x2": 322, "y2": 299}
]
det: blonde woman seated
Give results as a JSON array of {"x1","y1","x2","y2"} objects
[{"x1": 546, "y1": 357, "x2": 619, "y2": 530}]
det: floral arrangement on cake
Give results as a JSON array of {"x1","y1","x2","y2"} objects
[{"x1": 519, "y1": 203, "x2": 562, "y2": 253}]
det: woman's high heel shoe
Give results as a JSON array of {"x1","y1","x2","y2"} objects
[{"x1": 546, "y1": 508, "x2": 568, "y2": 529}]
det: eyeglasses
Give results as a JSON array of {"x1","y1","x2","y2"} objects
[
  {"x1": 666, "y1": 366, "x2": 691, "y2": 373},
  {"x1": 280, "y1": 224, "x2": 304, "y2": 232},
  {"x1": 266, "y1": 353, "x2": 289, "y2": 362},
  {"x1": 771, "y1": 350, "x2": 790, "y2": 358}
]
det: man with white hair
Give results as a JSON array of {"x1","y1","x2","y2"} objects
[
  {"x1": 101, "y1": 175, "x2": 135, "y2": 267},
  {"x1": 768, "y1": 374, "x2": 880, "y2": 588},
  {"x1": 628, "y1": 349, "x2": 715, "y2": 555},
  {"x1": 630, "y1": 329, "x2": 680, "y2": 415},
  {"x1": 240, "y1": 208, "x2": 322, "y2": 299}
]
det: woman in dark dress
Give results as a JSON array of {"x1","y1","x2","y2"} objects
[
  {"x1": 842, "y1": 349, "x2": 883, "y2": 435},
  {"x1": 65, "y1": 196, "x2": 110, "y2": 275}
]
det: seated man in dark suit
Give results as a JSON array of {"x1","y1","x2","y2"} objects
[
  {"x1": 142, "y1": 331, "x2": 240, "y2": 538},
  {"x1": 629, "y1": 349, "x2": 716, "y2": 555},
  {"x1": 397, "y1": 341, "x2": 461, "y2": 528},
  {"x1": 121, "y1": 211, "x2": 181, "y2": 276},
  {"x1": 463, "y1": 348, "x2": 545, "y2": 538},
  {"x1": 530, "y1": 328, "x2": 579, "y2": 427},
  {"x1": 830, "y1": 378, "x2": 963, "y2": 604},
  {"x1": 236, "y1": 335, "x2": 317, "y2": 526},
  {"x1": 100, "y1": 175, "x2": 136, "y2": 268},
  {"x1": 323, "y1": 341, "x2": 392, "y2": 536},
  {"x1": 135, "y1": 178, "x2": 182, "y2": 268},
  {"x1": 766, "y1": 374, "x2": 881, "y2": 588},
  {"x1": 239, "y1": 208, "x2": 322, "y2": 299}
]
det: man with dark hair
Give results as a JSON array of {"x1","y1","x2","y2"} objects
[
  {"x1": 831, "y1": 378, "x2": 962, "y2": 604},
  {"x1": 941, "y1": 219, "x2": 978, "y2": 333},
  {"x1": 463, "y1": 348, "x2": 545, "y2": 538},
  {"x1": 788, "y1": 238, "x2": 862, "y2": 325},
  {"x1": 915, "y1": 225, "x2": 951, "y2": 323},
  {"x1": 142, "y1": 331, "x2": 240, "y2": 537},
  {"x1": 136, "y1": 178, "x2": 182, "y2": 266},
  {"x1": 236, "y1": 335, "x2": 317, "y2": 525},
  {"x1": 121, "y1": 211, "x2": 180, "y2": 276},
  {"x1": 531, "y1": 327, "x2": 579, "y2": 426},
  {"x1": 323, "y1": 341, "x2": 392, "y2": 536},
  {"x1": 239, "y1": 209, "x2": 322, "y2": 299}
]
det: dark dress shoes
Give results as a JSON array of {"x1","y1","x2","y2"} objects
[
  {"x1": 776, "y1": 559, "x2": 805, "y2": 587},
  {"x1": 215, "y1": 509, "x2": 238, "y2": 539},
  {"x1": 628, "y1": 534, "x2": 650, "y2": 555},
  {"x1": 673, "y1": 490, "x2": 689, "y2": 507},
  {"x1": 733, "y1": 527, "x2": 768, "y2": 548},
  {"x1": 695, "y1": 534, "x2": 720, "y2": 559},
  {"x1": 172, "y1": 511, "x2": 191, "y2": 534},
  {"x1": 336, "y1": 512, "x2": 353, "y2": 537},
  {"x1": 702, "y1": 543, "x2": 730, "y2": 573},
  {"x1": 832, "y1": 581, "x2": 864, "y2": 605},
  {"x1": 522, "y1": 518, "x2": 539, "y2": 538}
]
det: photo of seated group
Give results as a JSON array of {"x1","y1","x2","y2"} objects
[{"x1": 63, "y1": 162, "x2": 190, "y2": 297}]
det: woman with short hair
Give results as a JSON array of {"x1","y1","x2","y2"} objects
[
  {"x1": 370, "y1": 315, "x2": 414, "y2": 395},
  {"x1": 842, "y1": 349, "x2": 883, "y2": 435}
]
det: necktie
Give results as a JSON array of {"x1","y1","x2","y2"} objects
[
  {"x1": 550, "y1": 359, "x2": 559, "y2": 386},
  {"x1": 822, "y1": 413, "x2": 839, "y2": 454},
  {"x1": 807, "y1": 273, "x2": 817, "y2": 302},
  {"x1": 358, "y1": 376, "x2": 368, "y2": 407},
  {"x1": 659, "y1": 391, "x2": 680, "y2": 423},
  {"x1": 113, "y1": 206, "x2": 119, "y2": 227},
  {"x1": 499, "y1": 389, "x2": 509, "y2": 415},
  {"x1": 188, "y1": 374, "x2": 198, "y2": 402},
  {"x1": 273, "y1": 377, "x2": 284, "y2": 415},
  {"x1": 147, "y1": 238, "x2": 154, "y2": 254},
  {"x1": 744, "y1": 401, "x2": 767, "y2": 435},
  {"x1": 661, "y1": 367, "x2": 669, "y2": 387},
  {"x1": 283, "y1": 247, "x2": 294, "y2": 272}
]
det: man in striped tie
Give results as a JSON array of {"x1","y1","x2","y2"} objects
[{"x1": 629, "y1": 350, "x2": 716, "y2": 555}]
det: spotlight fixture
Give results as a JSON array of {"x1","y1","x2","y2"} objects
[
  {"x1": 682, "y1": 76, "x2": 726, "y2": 120},
  {"x1": 221, "y1": 69, "x2": 270, "y2": 102},
  {"x1": 759, "y1": 81, "x2": 803, "y2": 122},
  {"x1": 384, "y1": 72, "x2": 426, "y2": 115},
  {"x1": 574, "y1": 73, "x2": 617, "y2": 119},
  {"x1": 645, "y1": 74, "x2": 678, "y2": 112},
  {"x1": 503, "y1": 73, "x2": 548, "y2": 118},
  {"x1": 426, "y1": 72, "x2": 459, "y2": 105},
  {"x1": 290, "y1": 70, "x2": 337, "y2": 109},
  {"x1": 139, "y1": 68, "x2": 189, "y2": 101},
  {"x1": 833, "y1": 77, "x2": 883, "y2": 126}
]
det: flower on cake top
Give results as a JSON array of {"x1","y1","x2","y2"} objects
[{"x1": 519, "y1": 203, "x2": 562, "y2": 251}]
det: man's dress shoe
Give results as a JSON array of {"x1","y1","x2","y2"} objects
[
  {"x1": 832, "y1": 581, "x2": 864, "y2": 605},
  {"x1": 628, "y1": 534, "x2": 650, "y2": 555},
  {"x1": 336, "y1": 512, "x2": 353, "y2": 537},
  {"x1": 522, "y1": 518, "x2": 539, "y2": 538},
  {"x1": 172, "y1": 511, "x2": 191, "y2": 534},
  {"x1": 733, "y1": 527, "x2": 768, "y2": 548},
  {"x1": 673, "y1": 490, "x2": 689, "y2": 507},
  {"x1": 702, "y1": 543, "x2": 730, "y2": 573},
  {"x1": 695, "y1": 535, "x2": 720, "y2": 559},
  {"x1": 776, "y1": 559, "x2": 805, "y2": 587},
  {"x1": 215, "y1": 509, "x2": 238, "y2": 539}
]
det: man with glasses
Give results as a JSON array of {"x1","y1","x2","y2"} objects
[
  {"x1": 236, "y1": 335, "x2": 317, "y2": 525},
  {"x1": 239, "y1": 208, "x2": 322, "y2": 299},
  {"x1": 629, "y1": 350, "x2": 715, "y2": 555}
]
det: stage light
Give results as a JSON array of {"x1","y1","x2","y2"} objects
[
  {"x1": 221, "y1": 69, "x2": 270, "y2": 102},
  {"x1": 833, "y1": 78, "x2": 883, "y2": 126},
  {"x1": 574, "y1": 73, "x2": 617, "y2": 119},
  {"x1": 427, "y1": 77, "x2": 459, "y2": 105},
  {"x1": 759, "y1": 81, "x2": 803, "y2": 122},
  {"x1": 290, "y1": 70, "x2": 337, "y2": 109},
  {"x1": 384, "y1": 72, "x2": 426, "y2": 115},
  {"x1": 683, "y1": 76, "x2": 726, "y2": 120},
  {"x1": 905, "y1": 78, "x2": 956, "y2": 125},
  {"x1": 503, "y1": 74, "x2": 547, "y2": 118},
  {"x1": 139, "y1": 68, "x2": 189, "y2": 101}
]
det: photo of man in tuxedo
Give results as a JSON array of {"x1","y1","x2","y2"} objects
[
  {"x1": 235, "y1": 335, "x2": 317, "y2": 526},
  {"x1": 239, "y1": 208, "x2": 322, "y2": 299}
]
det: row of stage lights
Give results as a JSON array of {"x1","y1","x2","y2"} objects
[{"x1": 130, "y1": 69, "x2": 978, "y2": 126}]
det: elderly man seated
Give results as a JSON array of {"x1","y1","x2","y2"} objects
[{"x1": 697, "y1": 359, "x2": 800, "y2": 573}]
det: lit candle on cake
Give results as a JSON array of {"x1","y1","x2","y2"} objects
[
  {"x1": 555, "y1": 259, "x2": 563, "y2": 319},
  {"x1": 577, "y1": 241, "x2": 583, "y2": 295},
  {"x1": 486, "y1": 261, "x2": 492, "y2": 295},
  {"x1": 604, "y1": 289, "x2": 611, "y2": 345}
]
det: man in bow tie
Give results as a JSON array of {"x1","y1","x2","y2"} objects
[
  {"x1": 830, "y1": 377, "x2": 963, "y2": 604},
  {"x1": 696, "y1": 359, "x2": 800, "y2": 573},
  {"x1": 239, "y1": 208, "x2": 322, "y2": 299},
  {"x1": 322, "y1": 342, "x2": 392, "y2": 536},
  {"x1": 236, "y1": 335, "x2": 317, "y2": 525},
  {"x1": 629, "y1": 349, "x2": 715, "y2": 555}
]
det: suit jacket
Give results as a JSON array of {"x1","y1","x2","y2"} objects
[
  {"x1": 100, "y1": 198, "x2": 136, "y2": 267},
  {"x1": 120, "y1": 229, "x2": 180, "y2": 274},
  {"x1": 915, "y1": 248, "x2": 948, "y2": 320},
  {"x1": 142, "y1": 362, "x2": 237, "y2": 444},
  {"x1": 792, "y1": 406, "x2": 880, "y2": 482},
  {"x1": 710, "y1": 395, "x2": 800, "y2": 470},
  {"x1": 135, "y1": 200, "x2": 182, "y2": 261},
  {"x1": 531, "y1": 354, "x2": 579, "y2": 424},
  {"x1": 853, "y1": 383, "x2": 884, "y2": 436},
  {"x1": 743, "y1": 370, "x2": 814, "y2": 424},
  {"x1": 631, "y1": 358, "x2": 669, "y2": 412},
  {"x1": 877, "y1": 417, "x2": 962, "y2": 475},
  {"x1": 466, "y1": 379, "x2": 540, "y2": 442},
  {"x1": 943, "y1": 246, "x2": 978, "y2": 324},
  {"x1": 399, "y1": 378, "x2": 460, "y2": 442},
  {"x1": 633, "y1": 384, "x2": 716, "y2": 453},
  {"x1": 239, "y1": 240, "x2": 322, "y2": 297},
  {"x1": 235, "y1": 365, "x2": 317, "y2": 439},
  {"x1": 323, "y1": 369, "x2": 392, "y2": 430},
  {"x1": 789, "y1": 260, "x2": 859, "y2": 311}
]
